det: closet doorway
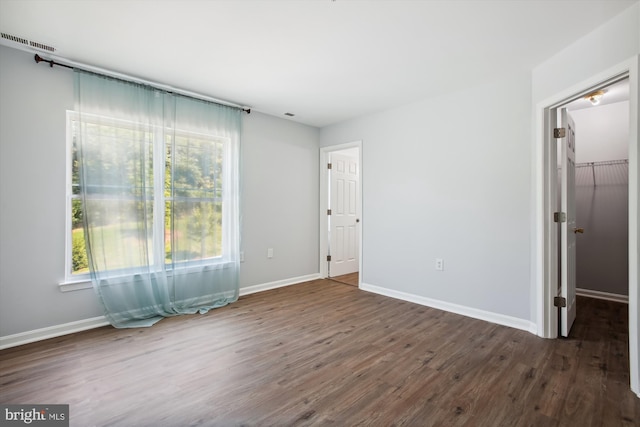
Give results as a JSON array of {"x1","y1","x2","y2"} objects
[
  {"x1": 555, "y1": 78, "x2": 630, "y2": 338},
  {"x1": 537, "y1": 65, "x2": 639, "y2": 395},
  {"x1": 319, "y1": 142, "x2": 363, "y2": 287},
  {"x1": 567, "y1": 79, "x2": 630, "y2": 307}
]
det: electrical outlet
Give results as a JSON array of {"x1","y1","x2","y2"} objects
[
  {"x1": 435, "y1": 258, "x2": 444, "y2": 271},
  {"x1": 267, "y1": 248, "x2": 274, "y2": 259}
]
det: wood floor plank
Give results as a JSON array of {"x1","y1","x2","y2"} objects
[
  {"x1": 1, "y1": 281, "x2": 638, "y2": 426},
  {"x1": 330, "y1": 272, "x2": 359, "y2": 287}
]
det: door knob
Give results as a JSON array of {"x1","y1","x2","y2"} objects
[{"x1": 573, "y1": 227, "x2": 584, "y2": 234}]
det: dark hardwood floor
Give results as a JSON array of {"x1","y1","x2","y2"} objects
[
  {"x1": 330, "y1": 272, "x2": 359, "y2": 287},
  {"x1": 0, "y1": 280, "x2": 637, "y2": 426}
]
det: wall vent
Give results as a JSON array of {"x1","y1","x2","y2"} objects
[
  {"x1": 29, "y1": 40, "x2": 55, "y2": 52},
  {"x1": 1, "y1": 32, "x2": 56, "y2": 52},
  {"x1": 1, "y1": 33, "x2": 29, "y2": 46}
]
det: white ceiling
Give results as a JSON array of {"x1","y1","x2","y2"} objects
[
  {"x1": 567, "y1": 78, "x2": 630, "y2": 111},
  {"x1": 0, "y1": 0, "x2": 637, "y2": 127}
]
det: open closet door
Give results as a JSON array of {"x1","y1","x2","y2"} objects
[{"x1": 560, "y1": 108, "x2": 577, "y2": 337}]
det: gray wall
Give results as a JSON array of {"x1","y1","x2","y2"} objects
[
  {"x1": 320, "y1": 72, "x2": 533, "y2": 321},
  {"x1": 319, "y1": 2, "x2": 639, "y2": 326},
  {"x1": 241, "y1": 112, "x2": 320, "y2": 286},
  {"x1": 531, "y1": 3, "x2": 639, "y2": 103},
  {"x1": 0, "y1": 45, "x2": 320, "y2": 337}
]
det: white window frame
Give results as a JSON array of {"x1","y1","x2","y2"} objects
[
  {"x1": 62, "y1": 111, "x2": 91, "y2": 290},
  {"x1": 61, "y1": 111, "x2": 232, "y2": 292}
]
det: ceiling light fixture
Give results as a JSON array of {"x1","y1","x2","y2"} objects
[{"x1": 584, "y1": 89, "x2": 605, "y2": 105}]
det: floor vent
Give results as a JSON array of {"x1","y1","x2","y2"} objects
[{"x1": 1, "y1": 32, "x2": 56, "y2": 52}]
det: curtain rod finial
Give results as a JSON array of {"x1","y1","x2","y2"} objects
[{"x1": 34, "y1": 54, "x2": 53, "y2": 67}]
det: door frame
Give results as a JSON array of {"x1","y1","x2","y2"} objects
[
  {"x1": 534, "y1": 56, "x2": 639, "y2": 395},
  {"x1": 319, "y1": 141, "x2": 363, "y2": 283}
]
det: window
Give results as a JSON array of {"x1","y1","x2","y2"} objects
[
  {"x1": 165, "y1": 131, "x2": 225, "y2": 264},
  {"x1": 65, "y1": 111, "x2": 229, "y2": 282},
  {"x1": 67, "y1": 113, "x2": 89, "y2": 280}
]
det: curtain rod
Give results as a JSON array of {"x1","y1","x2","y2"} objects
[{"x1": 34, "y1": 54, "x2": 251, "y2": 114}]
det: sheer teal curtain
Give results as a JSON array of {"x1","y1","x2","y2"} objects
[{"x1": 74, "y1": 70, "x2": 240, "y2": 328}]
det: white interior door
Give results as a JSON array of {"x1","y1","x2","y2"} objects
[
  {"x1": 329, "y1": 152, "x2": 359, "y2": 277},
  {"x1": 560, "y1": 108, "x2": 577, "y2": 337}
]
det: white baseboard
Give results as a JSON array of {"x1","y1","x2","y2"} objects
[
  {"x1": 360, "y1": 282, "x2": 537, "y2": 334},
  {"x1": 0, "y1": 316, "x2": 109, "y2": 350},
  {"x1": 0, "y1": 273, "x2": 322, "y2": 350},
  {"x1": 239, "y1": 273, "x2": 322, "y2": 296},
  {"x1": 576, "y1": 288, "x2": 628, "y2": 304}
]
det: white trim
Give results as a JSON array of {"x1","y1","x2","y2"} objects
[
  {"x1": 361, "y1": 282, "x2": 537, "y2": 334},
  {"x1": 238, "y1": 273, "x2": 322, "y2": 296},
  {"x1": 630, "y1": 55, "x2": 639, "y2": 397},
  {"x1": 59, "y1": 278, "x2": 93, "y2": 292},
  {"x1": 319, "y1": 141, "x2": 363, "y2": 282},
  {"x1": 0, "y1": 316, "x2": 109, "y2": 350},
  {"x1": 59, "y1": 260, "x2": 236, "y2": 292},
  {"x1": 576, "y1": 288, "x2": 629, "y2": 304},
  {"x1": 4, "y1": 273, "x2": 321, "y2": 349},
  {"x1": 65, "y1": 111, "x2": 79, "y2": 283},
  {"x1": 534, "y1": 55, "x2": 639, "y2": 395}
]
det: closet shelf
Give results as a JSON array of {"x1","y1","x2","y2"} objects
[{"x1": 575, "y1": 158, "x2": 628, "y2": 187}]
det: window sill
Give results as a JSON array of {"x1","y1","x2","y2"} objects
[
  {"x1": 58, "y1": 261, "x2": 235, "y2": 292},
  {"x1": 59, "y1": 278, "x2": 93, "y2": 292}
]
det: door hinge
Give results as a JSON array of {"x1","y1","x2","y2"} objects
[
  {"x1": 554, "y1": 212, "x2": 566, "y2": 223},
  {"x1": 327, "y1": 209, "x2": 332, "y2": 215},
  {"x1": 326, "y1": 255, "x2": 331, "y2": 262},
  {"x1": 327, "y1": 163, "x2": 332, "y2": 170},
  {"x1": 554, "y1": 127, "x2": 566, "y2": 138},
  {"x1": 554, "y1": 296, "x2": 567, "y2": 308}
]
